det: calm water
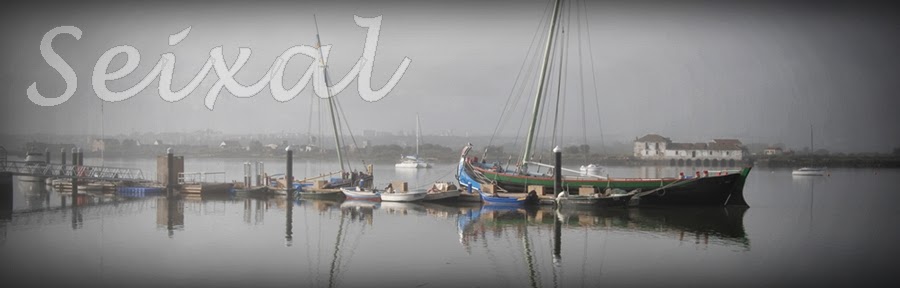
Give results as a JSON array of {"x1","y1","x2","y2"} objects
[{"x1": 2, "y1": 158, "x2": 899, "y2": 287}]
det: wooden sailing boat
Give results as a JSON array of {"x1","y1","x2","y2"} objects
[
  {"x1": 296, "y1": 15, "x2": 373, "y2": 198},
  {"x1": 456, "y1": 0, "x2": 751, "y2": 206}
]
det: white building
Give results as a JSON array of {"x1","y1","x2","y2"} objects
[
  {"x1": 634, "y1": 134, "x2": 744, "y2": 164},
  {"x1": 764, "y1": 147, "x2": 784, "y2": 156}
]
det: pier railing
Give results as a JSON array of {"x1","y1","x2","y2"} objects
[
  {"x1": 0, "y1": 160, "x2": 146, "y2": 182},
  {"x1": 178, "y1": 172, "x2": 227, "y2": 184}
]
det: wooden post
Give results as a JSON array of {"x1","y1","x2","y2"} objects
[
  {"x1": 259, "y1": 162, "x2": 265, "y2": 187},
  {"x1": 45, "y1": 148, "x2": 50, "y2": 164},
  {"x1": 72, "y1": 148, "x2": 80, "y2": 197},
  {"x1": 243, "y1": 162, "x2": 250, "y2": 189},
  {"x1": 553, "y1": 146, "x2": 562, "y2": 196},
  {"x1": 60, "y1": 148, "x2": 66, "y2": 175},
  {"x1": 254, "y1": 161, "x2": 260, "y2": 187},
  {"x1": 1, "y1": 172, "x2": 12, "y2": 220},
  {"x1": 71, "y1": 148, "x2": 77, "y2": 172},
  {"x1": 286, "y1": 146, "x2": 293, "y2": 199},
  {"x1": 167, "y1": 148, "x2": 174, "y2": 197}
]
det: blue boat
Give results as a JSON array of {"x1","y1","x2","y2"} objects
[{"x1": 458, "y1": 157, "x2": 538, "y2": 206}]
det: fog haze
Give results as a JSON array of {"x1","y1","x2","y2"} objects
[{"x1": 2, "y1": 0, "x2": 898, "y2": 153}]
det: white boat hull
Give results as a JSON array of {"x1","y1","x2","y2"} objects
[
  {"x1": 395, "y1": 161, "x2": 432, "y2": 168},
  {"x1": 792, "y1": 168, "x2": 826, "y2": 176},
  {"x1": 380, "y1": 191, "x2": 427, "y2": 202},
  {"x1": 340, "y1": 187, "x2": 382, "y2": 201},
  {"x1": 792, "y1": 171, "x2": 826, "y2": 176}
]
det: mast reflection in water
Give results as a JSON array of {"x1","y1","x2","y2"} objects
[{"x1": 3, "y1": 167, "x2": 900, "y2": 287}]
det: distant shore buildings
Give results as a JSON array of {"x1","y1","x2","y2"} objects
[{"x1": 633, "y1": 134, "x2": 746, "y2": 166}]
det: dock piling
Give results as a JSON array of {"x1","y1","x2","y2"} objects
[
  {"x1": 286, "y1": 146, "x2": 293, "y2": 199},
  {"x1": 1, "y1": 173, "x2": 12, "y2": 220},
  {"x1": 166, "y1": 148, "x2": 174, "y2": 197},
  {"x1": 553, "y1": 146, "x2": 562, "y2": 196},
  {"x1": 244, "y1": 162, "x2": 251, "y2": 189},
  {"x1": 259, "y1": 162, "x2": 265, "y2": 187},
  {"x1": 60, "y1": 148, "x2": 66, "y2": 175},
  {"x1": 254, "y1": 161, "x2": 260, "y2": 187},
  {"x1": 72, "y1": 147, "x2": 80, "y2": 197}
]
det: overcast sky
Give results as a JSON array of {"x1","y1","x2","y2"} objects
[{"x1": 2, "y1": 0, "x2": 898, "y2": 153}]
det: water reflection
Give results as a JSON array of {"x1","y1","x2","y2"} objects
[
  {"x1": 156, "y1": 194, "x2": 184, "y2": 237},
  {"x1": 17, "y1": 178, "x2": 50, "y2": 211},
  {"x1": 458, "y1": 205, "x2": 750, "y2": 251},
  {"x1": 339, "y1": 200, "x2": 378, "y2": 225},
  {"x1": 792, "y1": 174, "x2": 827, "y2": 233},
  {"x1": 285, "y1": 196, "x2": 293, "y2": 246}
]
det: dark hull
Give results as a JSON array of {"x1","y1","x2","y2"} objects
[
  {"x1": 634, "y1": 173, "x2": 745, "y2": 206},
  {"x1": 458, "y1": 157, "x2": 751, "y2": 207},
  {"x1": 556, "y1": 193, "x2": 634, "y2": 207}
]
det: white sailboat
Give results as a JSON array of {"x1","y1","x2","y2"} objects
[
  {"x1": 793, "y1": 124, "x2": 827, "y2": 176},
  {"x1": 395, "y1": 114, "x2": 432, "y2": 168}
]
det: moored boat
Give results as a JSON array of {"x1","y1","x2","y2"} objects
[
  {"x1": 380, "y1": 190, "x2": 427, "y2": 202},
  {"x1": 340, "y1": 187, "x2": 381, "y2": 201},
  {"x1": 19, "y1": 151, "x2": 48, "y2": 183},
  {"x1": 395, "y1": 114, "x2": 433, "y2": 169},
  {"x1": 554, "y1": 188, "x2": 639, "y2": 207},
  {"x1": 422, "y1": 182, "x2": 462, "y2": 201},
  {"x1": 792, "y1": 167, "x2": 826, "y2": 176},
  {"x1": 452, "y1": 0, "x2": 751, "y2": 207},
  {"x1": 458, "y1": 149, "x2": 751, "y2": 206}
]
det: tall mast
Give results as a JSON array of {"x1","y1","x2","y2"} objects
[
  {"x1": 522, "y1": 0, "x2": 564, "y2": 167},
  {"x1": 314, "y1": 14, "x2": 346, "y2": 173},
  {"x1": 810, "y1": 124, "x2": 813, "y2": 153},
  {"x1": 416, "y1": 113, "x2": 420, "y2": 158}
]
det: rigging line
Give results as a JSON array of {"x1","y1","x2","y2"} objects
[
  {"x1": 512, "y1": 0, "x2": 558, "y2": 162},
  {"x1": 549, "y1": 29, "x2": 563, "y2": 150},
  {"x1": 488, "y1": 0, "x2": 554, "y2": 149},
  {"x1": 560, "y1": 0, "x2": 574, "y2": 151},
  {"x1": 331, "y1": 96, "x2": 347, "y2": 169},
  {"x1": 307, "y1": 89, "x2": 315, "y2": 144},
  {"x1": 506, "y1": 27, "x2": 549, "y2": 156},
  {"x1": 302, "y1": 200, "x2": 315, "y2": 287},
  {"x1": 536, "y1": 39, "x2": 561, "y2": 161},
  {"x1": 576, "y1": 0, "x2": 588, "y2": 164},
  {"x1": 508, "y1": 11, "x2": 554, "y2": 161},
  {"x1": 338, "y1": 221, "x2": 369, "y2": 280},
  {"x1": 512, "y1": 55, "x2": 543, "y2": 160},
  {"x1": 540, "y1": 15, "x2": 565, "y2": 158},
  {"x1": 328, "y1": 208, "x2": 347, "y2": 288},
  {"x1": 522, "y1": 218, "x2": 540, "y2": 288},
  {"x1": 548, "y1": 1, "x2": 572, "y2": 149},
  {"x1": 331, "y1": 96, "x2": 353, "y2": 171},
  {"x1": 582, "y1": 0, "x2": 606, "y2": 154},
  {"x1": 410, "y1": 169, "x2": 455, "y2": 190},
  {"x1": 332, "y1": 96, "x2": 358, "y2": 169}
]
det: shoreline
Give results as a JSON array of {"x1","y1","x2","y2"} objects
[{"x1": 11, "y1": 150, "x2": 899, "y2": 169}]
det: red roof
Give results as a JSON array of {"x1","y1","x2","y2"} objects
[{"x1": 635, "y1": 134, "x2": 671, "y2": 143}]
